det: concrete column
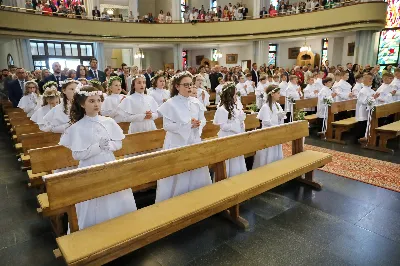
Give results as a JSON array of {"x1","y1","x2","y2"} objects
[
  {"x1": 171, "y1": 0, "x2": 181, "y2": 22},
  {"x1": 128, "y1": 0, "x2": 139, "y2": 19},
  {"x1": 85, "y1": 0, "x2": 100, "y2": 19},
  {"x1": 328, "y1": 37, "x2": 345, "y2": 67},
  {"x1": 253, "y1": 0, "x2": 261, "y2": 18},
  {"x1": 173, "y1": 43, "x2": 183, "y2": 70},
  {"x1": 94, "y1": 42, "x2": 105, "y2": 70},
  {"x1": 15, "y1": 39, "x2": 33, "y2": 70},
  {"x1": 355, "y1": 30, "x2": 380, "y2": 67},
  {"x1": 253, "y1": 40, "x2": 269, "y2": 67},
  {"x1": 132, "y1": 47, "x2": 143, "y2": 70}
]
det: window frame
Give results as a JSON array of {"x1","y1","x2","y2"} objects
[
  {"x1": 268, "y1": 44, "x2": 277, "y2": 67},
  {"x1": 321, "y1": 38, "x2": 328, "y2": 65}
]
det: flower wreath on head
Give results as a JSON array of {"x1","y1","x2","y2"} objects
[
  {"x1": 89, "y1": 79, "x2": 102, "y2": 86},
  {"x1": 150, "y1": 72, "x2": 165, "y2": 82},
  {"x1": 222, "y1": 82, "x2": 236, "y2": 92},
  {"x1": 170, "y1": 71, "x2": 193, "y2": 84},
  {"x1": 131, "y1": 74, "x2": 146, "y2": 83},
  {"x1": 43, "y1": 87, "x2": 61, "y2": 97},
  {"x1": 107, "y1": 76, "x2": 122, "y2": 88},
  {"x1": 43, "y1": 81, "x2": 58, "y2": 91},
  {"x1": 76, "y1": 88, "x2": 103, "y2": 97},
  {"x1": 24, "y1": 80, "x2": 39, "y2": 88},
  {"x1": 266, "y1": 86, "x2": 280, "y2": 96}
]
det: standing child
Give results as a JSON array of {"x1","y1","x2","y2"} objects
[
  {"x1": 17, "y1": 81, "x2": 41, "y2": 117},
  {"x1": 376, "y1": 73, "x2": 396, "y2": 104},
  {"x1": 317, "y1": 78, "x2": 336, "y2": 133},
  {"x1": 278, "y1": 74, "x2": 288, "y2": 96},
  {"x1": 391, "y1": 68, "x2": 400, "y2": 101},
  {"x1": 148, "y1": 73, "x2": 170, "y2": 107},
  {"x1": 244, "y1": 73, "x2": 255, "y2": 94},
  {"x1": 42, "y1": 79, "x2": 78, "y2": 133},
  {"x1": 31, "y1": 86, "x2": 60, "y2": 131},
  {"x1": 271, "y1": 75, "x2": 280, "y2": 86},
  {"x1": 59, "y1": 86, "x2": 137, "y2": 231},
  {"x1": 213, "y1": 82, "x2": 247, "y2": 177},
  {"x1": 256, "y1": 76, "x2": 268, "y2": 109},
  {"x1": 315, "y1": 71, "x2": 324, "y2": 86},
  {"x1": 284, "y1": 75, "x2": 303, "y2": 122},
  {"x1": 101, "y1": 76, "x2": 125, "y2": 122},
  {"x1": 193, "y1": 74, "x2": 210, "y2": 108},
  {"x1": 352, "y1": 74, "x2": 364, "y2": 99},
  {"x1": 253, "y1": 85, "x2": 286, "y2": 168},
  {"x1": 215, "y1": 77, "x2": 225, "y2": 104},
  {"x1": 118, "y1": 75, "x2": 159, "y2": 134},
  {"x1": 155, "y1": 72, "x2": 212, "y2": 203},
  {"x1": 333, "y1": 71, "x2": 353, "y2": 102},
  {"x1": 235, "y1": 75, "x2": 248, "y2": 97},
  {"x1": 303, "y1": 77, "x2": 320, "y2": 112}
]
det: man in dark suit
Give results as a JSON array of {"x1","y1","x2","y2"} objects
[
  {"x1": 43, "y1": 62, "x2": 67, "y2": 91},
  {"x1": 259, "y1": 7, "x2": 268, "y2": 18},
  {"x1": 87, "y1": 58, "x2": 106, "y2": 83},
  {"x1": 92, "y1": 6, "x2": 100, "y2": 19},
  {"x1": 346, "y1": 62, "x2": 355, "y2": 86},
  {"x1": 119, "y1": 63, "x2": 130, "y2": 94},
  {"x1": 267, "y1": 64, "x2": 275, "y2": 76},
  {"x1": 144, "y1": 67, "x2": 154, "y2": 89},
  {"x1": 8, "y1": 68, "x2": 26, "y2": 107},
  {"x1": 242, "y1": 4, "x2": 248, "y2": 19},
  {"x1": 251, "y1": 63, "x2": 259, "y2": 86},
  {"x1": 209, "y1": 65, "x2": 223, "y2": 92}
]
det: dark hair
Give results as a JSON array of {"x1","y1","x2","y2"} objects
[
  {"x1": 322, "y1": 77, "x2": 333, "y2": 85},
  {"x1": 70, "y1": 86, "x2": 104, "y2": 124},
  {"x1": 130, "y1": 75, "x2": 146, "y2": 94},
  {"x1": 152, "y1": 74, "x2": 165, "y2": 88},
  {"x1": 90, "y1": 58, "x2": 98, "y2": 63},
  {"x1": 76, "y1": 64, "x2": 87, "y2": 78},
  {"x1": 355, "y1": 74, "x2": 363, "y2": 81},
  {"x1": 265, "y1": 85, "x2": 280, "y2": 111},
  {"x1": 219, "y1": 84, "x2": 236, "y2": 119},
  {"x1": 61, "y1": 79, "x2": 78, "y2": 114},
  {"x1": 121, "y1": 63, "x2": 127, "y2": 68},
  {"x1": 170, "y1": 73, "x2": 193, "y2": 97}
]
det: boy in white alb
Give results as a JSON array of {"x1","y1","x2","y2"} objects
[
  {"x1": 317, "y1": 78, "x2": 336, "y2": 133},
  {"x1": 235, "y1": 75, "x2": 248, "y2": 97},
  {"x1": 244, "y1": 73, "x2": 255, "y2": 94},
  {"x1": 256, "y1": 76, "x2": 268, "y2": 109},
  {"x1": 315, "y1": 71, "x2": 324, "y2": 86},
  {"x1": 303, "y1": 77, "x2": 320, "y2": 112},
  {"x1": 333, "y1": 71, "x2": 353, "y2": 102},
  {"x1": 193, "y1": 74, "x2": 210, "y2": 108},
  {"x1": 284, "y1": 75, "x2": 302, "y2": 122},
  {"x1": 376, "y1": 73, "x2": 395, "y2": 104},
  {"x1": 352, "y1": 74, "x2": 363, "y2": 99},
  {"x1": 270, "y1": 75, "x2": 280, "y2": 86},
  {"x1": 390, "y1": 68, "x2": 400, "y2": 101},
  {"x1": 278, "y1": 75, "x2": 288, "y2": 97}
]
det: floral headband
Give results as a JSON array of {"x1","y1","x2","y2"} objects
[
  {"x1": 43, "y1": 87, "x2": 61, "y2": 97},
  {"x1": 43, "y1": 81, "x2": 58, "y2": 90},
  {"x1": 150, "y1": 72, "x2": 165, "y2": 82},
  {"x1": 61, "y1": 79, "x2": 79, "y2": 86},
  {"x1": 267, "y1": 86, "x2": 280, "y2": 95},
  {"x1": 131, "y1": 74, "x2": 146, "y2": 83},
  {"x1": 24, "y1": 80, "x2": 38, "y2": 88},
  {"x1": 107, "y1": 76, "x2": 122, "y2": 88},
  {"x1": 76, "y1": 89, "x2": 103, "y2": 97},
  {"x1": 89, "y1": 79, "x2": 102, "y2": 86},
  {"x1": 171, "y1": 71, "x2": 193, "y2": 84},
  {"x1": 222, "y1": 82, "x2": 236, "y2": 92}
]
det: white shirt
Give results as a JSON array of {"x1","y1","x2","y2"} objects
[
  {"x1": 197, "y1": 88, "x2": 210, "y2": 107},
  {"x1": 303, "y1": 83, "x2": 320, "y2": 99},
  {"x1": 235, "y1": 82, "x2": 248, "y2": 97},
  {"x1": 352, "y1": 82, "x2": 363, "y2": 99},
  {"x1": 333, "y1": 79, "x2": 352, "y2": 102},
  {"x1": 376, "y1": 83, "x2": 395, "y2": 104},
  {"x1": 390, "y1": 77, "x2": 400, "y2": 101},
  {"x1": 356, "y1": 85, "x2": 375, "y2": 121},
  {"x1": 317, "y1": 86, "x2": 334, "y2": 118},
  {"x1": 278, "y1": 81, "x2": 288, "y2": 96},
  {"x1": 149, "y1": 88, "x2": 170, "y2": 107},
  {"x1": 284, "y1": 82, "x2": 302, "y2": 112},
  {"x1": 244, "y1": 80, "x2": 255, "y2": 94}
]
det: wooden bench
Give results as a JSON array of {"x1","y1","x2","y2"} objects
[
  {"x1": 241, "y1": 94, "x2": 256, "y2": 107},
  {"x1": 45, "y1": 121, "x2": 331, "y2": 265},
  {"x1": 207, "y1": 92, "x2": 218, "y2": 110},
  {"x1": 13, "y1": 123, "x2": 41, "y2": 142},
  {"x1": 364, "y1": 101, "x2": 400, "y2": 153},
  {"x1": 324, "y1": 99, "x2": 357, "y2": 144},
  {"x1": 294, "y1": 98, "x2": 318, "y2": 124}
]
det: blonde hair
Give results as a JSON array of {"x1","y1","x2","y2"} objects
[{"x1": 24, "y1": 81, "x2": 40, "y2": 96}]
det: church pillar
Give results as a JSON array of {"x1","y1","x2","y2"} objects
[
  {"x1": 93, "y1": 42, "x2": 105, "y2": 70},
  {"x1": 173, "y1": 43, "x2": 183, "y2": 71},
  {"x1": 253, "y1": 0, "x2": 261, "y2": 18},
  {"x1": 355, "y1": 30, "x2": 380, "y2": 67},
  {"x1": 253, "y1": 40, "x2": 269, "y2": 67},
  {"x1": 85, "y1": 0, "x2": 100, "y2": 19},
  {"x1": 327, "y1": 37, "x2": 345, "y2": 67},
  {"x1": 128, "y1": 0, "x2": 139, "y2": 19},
  {"x1": 171, "y1": 0, "x2": 181, "y2": 22}
]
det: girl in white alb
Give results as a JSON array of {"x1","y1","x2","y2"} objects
[
  {"x1": 148, "y1": 74, "x2": 170, "y2": 107},
  {"x1": 17, "y1": 81, "x2": 41, "y2": 117},
  {"x1": 194, "y1": 74, "x2": 210, "y2": 108},
  {"x1": 42, "y1": 79, "x2": 78, "y2": 133},
  {"x1": 59, "y1": 86, "x2": 137, "y2": 231},
  {"x1": 31, "y1": 86, "x2": 60, "y2": 131},
  {"x1": 213, "y1": 82, "x2": 247, "y2": 178},
  {"x1": 235, "y1": 75, "x2": 248, "y2": 97},
  {"x1": 118, "y1": 75, "x2": 159, "y2": 134},
  {"x1": 101, "y1": 76, "x2": 126, "y2": 122},
  {"x1": 215, "y1": 77, "x2": 225, "y2": 104},
  {"x1": 256, "y1": 76, "x2": 268, "y2": 109},
  {"x1": 155, "y1": 72, "x2": 212, "y2": 203},
  {"x1": 253, "y1": 85, "x2": 286, "y2": 169}
]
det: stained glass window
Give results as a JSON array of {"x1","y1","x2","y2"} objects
[
  {"x1": 182, "y1": 50, "x2": 188, "y2": 70},
  {"x1": 268, "y1": 44, "x2": 277, "y2": 66},
  {"x1": 321, "y1": 38, "x2": 328, "y2": 65},
  {"x1": 181, "y1": 0, "x2": 187, "y2": 22},
  {"x1": 270, "y1": 0, "x2": 279, "y2": 8},
  {"x1": 377, "y1": 0, "x2": 400, "y2": 66},
  {"x1": 211, "y1": 0, "x2": 217, "y2": 12}
]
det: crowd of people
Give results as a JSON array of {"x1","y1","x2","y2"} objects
[{"x1": 1, "y1": 55, "x2": 399, "y2": 231}]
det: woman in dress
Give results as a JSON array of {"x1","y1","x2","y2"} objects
[
  {"x1": 155, "y1": 71, "x2": 212, "y2": 203},
  {"x1": 59, "y1": 86, "x2": 137, "y2": 231},
  {"x1": 101, "y1": 76, "x2": 125, "y2": 122},
  {"x1": 253, "y1": 85, "x2": 286, "y2": 168},
  {"x1": 42, "y1": 79, "x2": 78, "y2": 133},
  {"x1": 17, "y1": 81, "x2": 41, "y2": 117},
  {"x1": 118, "y1": 75, "x2": 159, "y2": 134},
  {"x1": 213, "y1": 82, "x2": 247, "y2": 177}
]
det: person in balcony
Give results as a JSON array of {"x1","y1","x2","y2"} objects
[
  {"x1": 183, "y1": 8, "x2": 190, "y2": 22},
  {"x1": 25, "y1": 1, "x2": 33, "y2": 9},
  {"x1": 259, "y1": 6, "x2": 268, "y2": 18},
  {"x1": 157, "y1": 10, "x2": 164, "y2": 23},
  {"x1": 205, "y1": 11, "x2": 211, "y2": 22},
  {"x1": 42, "y1": 2, "x2": 53, "y2": 15},
  {"x1": 148, "y1": 12, "x2": 154, "y2": 23},
  {"x1": 165, "y1": 11, "x2": 172, "y2": 23},
  {"x1": 92, "y1": 5, "x2": 100, "y2": 19},
  {"x1": 198, "y1": 10, "x2": 205, "y2": 22},
  {"x1": 242, "y1": 4, "x2": 248, "y2": 19}
]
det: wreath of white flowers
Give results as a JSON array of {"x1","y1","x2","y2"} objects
[
  {"x1": 222, "y1": 82, "x2": 236, "y2": 92},
  {"x1": 266, "y1": 86, "x2": 280, "y2": 95},
  {"x1": 43, "y1": 81, "x2": 58, "y2": 90},
  {"x1": 131, "y1": 74, "x2": 146, "y2": 82},
  {"x1": 76, "y1": 90, "x2": 103, "y2": 97},
  {"x1": 89, "y1": 79, "x2": 102, "y2": 86},
  {"x1": 170, "y1": 71, "x2": 193, "y2": 84},
  {"x1": 150, "y1": 72, "x2": 165, "y2": 82},
  {"x1": 61, "y1": 79, "x2": 79, "y2": 86},
  {"x1": 43, "y1": 87, "x2": 61, "y2": 97}
]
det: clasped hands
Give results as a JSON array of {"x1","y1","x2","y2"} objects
[{"x1": 191, "y1": 118, "x2": 201, "y2": 128}]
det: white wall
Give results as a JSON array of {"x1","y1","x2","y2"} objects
[
  {"x1": 276, "y1": 38, "x2": 322, "y2": 69},
  {"x1": 0, "y1": 40, "x2": 21, "y2": 69},
  {"x1": 139, "y1": 0, "x2": 155, "y2": 16},
  {"x1": 143, "y1": 48, "x2": 173, "y2": 70},
  {"x1": 342, "y1": 34, "x2": 356, "y2": 66},
  {"x1": 0, "y1": 39, "x2": 31, "y2": 70},
  {"x1": 155, "y1": 0, "x2": 172, "y2": 14},
  {"x1": 188, "y1": 48, "x2": 211, "y2": 67},
  {"x1": 189, "y1": 0, "x2": 210, "y2": 9}
]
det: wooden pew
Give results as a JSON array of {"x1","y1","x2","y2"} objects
[
  {"x1": 279, "y1": 96, "x2": 285, "y2": 105},
  {"x1": 241, "y1": 94, "x2": 256, "y2": 107},
  {"x1": 207, "y1": 92, "x2": 218, "y2": 110},
  {"x1": 364, "y1": 101, "x2": 400, "y2": 153},
  {"x1": 47, "y1": 121, "x2": 331, "y2": 265},
  {"x1": 294, "y1": 98, "x2": 318, "y2": 124},
  {"x1": 13, "y1": 123, "x2": 41, "y2": 142},
  {"x1": 325, "y1": 99, "x2": 357, "y2": 144}
]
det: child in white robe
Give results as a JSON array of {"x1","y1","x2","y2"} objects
[
  {"x1": 193, "y1": 74, "x2": 210, "y2": 108},
  {"x1": 213, "y1": 82, "x2": 247, "y2": 178},
  {"x1": 42, "y1": 79, "x2": 78, "y2": 133},
  {"x1": 31, "y1": 86, "x2": 60, "y2": 131},
  {"x1": 315, "y1": 71, "x2": 324, "y2": 86},
  {"x1": 391, "y1": 68, "x2": 400, "y2": 101},
  {"x1": 376, "y1": 73, "x2": 396, "y2": 104},
  {"x1": 17, "y1": 81, "x2": 41, "y2": 117},
  {"x1": 244, "y1": 73, "x2": 255, "y2": 94},
  {"x1": 59, "y1": 86, "x2": 137, "y2": 231},
  {"x1": 215, "y1": 77, "x2": 225, "y2": 104},
  {"x1": 303, "y1": 77, "x2": 320, "y2": 112},
  {"x1": 355, "y1": 73, "x2": 377, "y2": 141},
  {"x1": 317, "y1": 78, "x2": 336, "y2": 133},
  {"x1": 333, "y1": 71, "x2": 353, "y2": 102},
  {"x1": 235, "y1": 75, "x2": 248, "y2": 97},
  {"x1": 256, "y1": 76, "x2": 268, "y2": 109},
  {"x1": 253, "y1": 85, "x2": 286, "y2": 168},
  {"x1": 284, "y1": 75, "x2": 303, "y2": 122},
  {"x1": 148, "y1": 74, "x2": 170, "y2": 107},
  {"x1": 352, "y1": 74, "x2": 363, "y2": 99},
  {"x1": 271, "y1": 75, "x2": 280, "y2": 86},
  {"x1": 118, "y1": 75, "x2": 159, "y2": 134},
  {"x1": 278, "y1": 75, "x2": 288, "y2": 97},
  {"x1": 155, "y1": 72, "x2": 212, "y2": 203},
  {"x1": 101, "y1": 76, "x2": 126, "y2": 122}
]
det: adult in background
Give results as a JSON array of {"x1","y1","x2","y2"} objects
[
  {"x1": 267, "y1": 64, "x2": 275, "y2": 76},
  {"x1": 38, "y1": 68, "x2": 50, "y2": 93},
  {"x1": 209, "y1": 65, "x2": 223, "y2": 92},
  {"x1": 87, "y1": 58, "x2": 106, "y2": 82},
  {"x1": 118, "y1": 63, "x2": 130, "y2": 94},
  {"x1": 251, "y1": 63, "x2": 259, "y2": 86},
  {"x1": 92, "y1": 5, "x2": 100, "y2": 19},
  {"x1": 144, "y1": 67, "x2": 154, "y2": 89},
  {"x1": 44, "y1": 62, "x2": 67, "y2": 91},
  {"x1": 345, "y1": 62, "x2": 355, "y2": 86},
  {"x1": 0, "y1": 69, "x2": 11, "y2": 100},
  {"x1": 8, "y1": 68, "x2": 26, "y2": 107}
]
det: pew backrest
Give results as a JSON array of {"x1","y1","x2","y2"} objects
[
  {"x1": 330, "y1": 99, "x2": 357, "y2": 114},
  {"x1": 241, "y1": 95, "x2": 256, "y2": 106},
  {"x1": 374, "y1": 101, "x2": 400, "y2": 119},
  {"x1": 21, "y1": 132, "x2": 61, "y2": 155},
  {"x1": 294, "y1": 98, "x2": 318, "y2": 111},
  {"x1": 14, "y1": 123, "x2": 40, "y2": 137}
]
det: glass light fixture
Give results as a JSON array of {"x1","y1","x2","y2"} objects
[
  {"x1": 134, "y1": 49, "x2": 144, "y2": 59},
  {"x1": 215, "y1": 49, "x2": 223, "y2": 59},
  {"x1": 300, "y1": 38, "x2": 312, "y2": 53}
]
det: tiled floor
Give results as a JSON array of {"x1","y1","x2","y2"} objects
[{"x1": 0, "y1": 122, "x2": 399, "y2": 266}]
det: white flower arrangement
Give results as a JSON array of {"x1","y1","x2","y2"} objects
[
  {"x1": 323, "y1": 96, "x2": 334, "y2": 106},
  {"x1": 43, "y1": 87, "x2": 61, "y2": 97},
  {"x1": 366, "y1": 97, "x2": 376, "y2": 111},
  {"x1": 236, "y1": 91, "x2": 241, "y2": 97},
  {"x1": 287, "y1": 96, "x2": 295, "y2": 104},
  {"x1": 76, "y1": 90, "x2": 103, "y2": 97}
]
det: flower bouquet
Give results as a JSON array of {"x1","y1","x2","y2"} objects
[{"x1": 323, "y1": 96, "x2": 334, "y2": 106}]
